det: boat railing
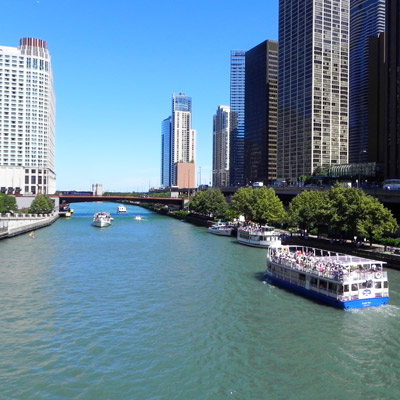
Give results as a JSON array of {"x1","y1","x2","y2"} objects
[{"x1": 272, "y1": 257, "x2": 387, "y2": 282}]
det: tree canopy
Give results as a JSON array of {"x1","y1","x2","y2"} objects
[
  {"x1": 0, "y1": 193, "x2": 17, "y2": 214},
  {"x1": 188, "y1": 188, "x2": 228, "y2": 218},
  {"x1": 287, "y1": 190, "x2": 329, "y2": 232},
  {"x1": 356, "y1": 194, "x2": 398, "y2": 246},
  {"x1": 29, "y1": 194, "x2": 54, "y2": 214},
  {"x1": 231, "y1": 187, "x2": 286, "y2": 224},
  {"x1": 287, "y1": 184, "x2": 398, "y2": 244}
]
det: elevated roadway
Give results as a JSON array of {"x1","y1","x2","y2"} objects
[{"x1": 221, "y1": 186, "x2": 400, "y2": 205}]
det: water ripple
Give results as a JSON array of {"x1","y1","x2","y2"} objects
[{"x1": 1, "y1": 203, "x2": 400, "y2": 399}]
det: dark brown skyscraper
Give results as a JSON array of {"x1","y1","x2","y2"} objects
[
  {"x1": 368, "y1": 32, "x2": 386, "y2": 164},
  {"x1": 386, "y1": 0, "x2": 400, "y2": 178},
  {"x1": 244, "y1": 40, "x2": 278, "y2": 184}
]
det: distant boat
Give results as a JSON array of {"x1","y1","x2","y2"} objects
[
  {"x1": 134, "y1": 215, "x2": 142, "y2": 221},
  {"x1": 237, "y1": 225, "x2": 281, "y2": 248},
  {"x1": 208, "y1": 221, "x2": 234, "y2": 236},
  {"x1": 117, "y1": 205, "x2": 127, "y2": 213},
  {"x1": 93, "y1": 212, "x2": 112, "y2": 228}
]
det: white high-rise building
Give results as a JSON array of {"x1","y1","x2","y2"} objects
[
  {"x1": 171, "y1": 93, "x2": 196, "y2": 187},
  {"x1": 213, "y1": 105, "x2": 230, "y2": 188},
  {"x1": 0, "y1": 38, "x2": 56, "y2": 195}
]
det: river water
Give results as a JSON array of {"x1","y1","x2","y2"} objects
[{"x1": 1, "y1": 202, "x2": 400, "y2": 399}]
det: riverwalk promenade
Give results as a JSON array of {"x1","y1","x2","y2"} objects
[{"x1": 0, "y1": 211, "x2": 59, "y2": 239}]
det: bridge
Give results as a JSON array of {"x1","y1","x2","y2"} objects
[{"x1": 57, "y1": 194, "x2": 188, "y2": 209}]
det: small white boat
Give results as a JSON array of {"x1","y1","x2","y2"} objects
[
  {"x1": 93, "y1": 212, "x2": 112, "y2": 228},
  {"x1": 237, "y1": 225, "x2": 281, "y2": 248},
  {"x1": 135, "y1": 215, "x2": 142, "y2": 221},
  {"x1": 117, "y1": 205, "x2": 127, "y2": 213},
  {"x1": 208, "y1": 222, "x2": 234, "y2": 236}
]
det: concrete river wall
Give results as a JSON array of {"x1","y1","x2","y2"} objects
[{"x1": 0, "y1": 211, "x2": 59, "y2": 239}]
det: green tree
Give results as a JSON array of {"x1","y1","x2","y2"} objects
[
  {"x1": 356, "y1": 195, "x2": 398, "y2": 246},
  {"x1": 231, "y1": 187, "x2": 286, "y2": 224},
  {"x1": 288, "y1": 190, "x2": 329, "y2": 232},
  {"x1": 327, "y1": 184, "x2": 366, "y2": 238},
  {"x1": 0, "y1": 193, "x2": 18, "y2": 213},
  {"x1": 29, "y1": 194, "x2": 54, "y2": 214},
  {"x1": 323, "y1": 184, "x2": 397, "y2": 243},
  {"x1": 189, "y1": 188, "x2": 228, "y2": 218},
  {"x1": 231, "y1": 187, "x2": 255, "y2": 221}
]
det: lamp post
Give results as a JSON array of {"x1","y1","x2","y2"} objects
[{"x1": 357, "y1": 150, "x2": 367, "y2": 188}]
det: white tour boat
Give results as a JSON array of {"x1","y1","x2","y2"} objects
[
  {"x1": 117, "y1": 205, "x2": 127, "y2": 213},
  {"x1": 92, "y1": 212, "x2": 113, "y2": 228},
  {"x1": 265, "y1": 244, "x2": 389, "y2": 309},
  {"x1": 208, "y1": 222, "x2": 234, "y2": 236},
  {"x1": 237, "y1": 225, "x2": 281, "y2": 248}
]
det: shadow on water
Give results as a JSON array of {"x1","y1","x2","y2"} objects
[{"x1": 253, "y1": 271, "x2": 266, "y2": 282}]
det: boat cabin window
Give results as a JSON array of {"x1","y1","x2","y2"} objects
[
  {"x1": 319, "y1": 280, "x2": 328, "y2": 289},
  {"x1": 384, "y1": 281, "x2": 389, "y2": 289},
  {"x1": 328, "y1": 282, "x2": 337, "y2": 292},
  {"x1": 344, "y1": 285, "x2": 349, "y2": 292},
  {"x1": 374, "y1": 281, "x2": 382, "y2": 289},
  {"x1": 310, "y1": 278, "x2": 318, "y2": 286},
  {"x1": 338, "y1": 285, "x2": 344, "y2": 294},
  {"x1": 351, "y1": 284, "x2": 358, "y2": 291}
]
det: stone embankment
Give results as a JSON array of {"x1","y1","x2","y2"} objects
[{"x1": 0, "y1": 211, "x2": 59, "y2": 239}]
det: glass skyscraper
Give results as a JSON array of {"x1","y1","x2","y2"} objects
[
  {"x1": 161, "y1": 116, "x2": 171, "y2": 187},
  {"x1": 278, "y1": 0, "x2": 349, "y2": 181},
  {"x1": 230, "y1": 50, "x2": 246, "y2": 187},
  {"x1": 349, "y1": 0, "x2": 385, "y2": 163}
]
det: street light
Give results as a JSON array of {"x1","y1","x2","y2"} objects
[{"x1": 357, "y1": 149, "x2": 367, "y2": 188}]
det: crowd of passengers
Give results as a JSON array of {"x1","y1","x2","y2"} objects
[
  {"x1": 271, "y1": 249, "x2": 383, "y2": 280},
  {"x1": 239, "y1": 224, "x2": 274, "y2": 233}
]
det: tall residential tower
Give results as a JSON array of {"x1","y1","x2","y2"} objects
[
  {"x1": 349, "y1": 0, "x2": 385, "y2": 163},
  {"x1": 0, "y1": 38, "x2": 56, "y2": 194},
  {"x1": 212, "y1": 105, "x2": 230, "y2": 188},
  {"x1": 385, "y1": 0, "x2": 400, "y2": 178},
  {"x1": 277, "y1": 0, "x2": 349, "y2": 181},
  {"x1": 245, "y1": 40, "x2": 278, "y2": 184},
  {"x1": 161, "y1": 93, "x2": 196, "y2": 188},
  {"x1": 230, "y1": 50, "x2": 246, "y2": 187}
]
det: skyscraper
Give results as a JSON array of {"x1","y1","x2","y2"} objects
[
  {"x1": 245, "y1": 40, "x2": 278, "y2": 184},
  {"x1": 161, "y1": 116, "x2": 171, "y2": 187},
  {"x1": 278, "y1": 0, "x2": 349, "y2": 181},
  {"x1": 212, "y1": 105, "x2": 230, "y2": 188},
  {"x1": 0, "y1": 38, "x2": 56, "y2": 195},
  {"x1": 230, "y1": 50, "x2": 246, "y2": 187},
  {"x1": 385, "y1": 0, "x2": 400, "y2": 178},
  {"x1": 349, "y1": 0, "x2": 385, "y2": 163},
  {"x1": 170, "y1": 93, "x2": 196, "y2": 188}
]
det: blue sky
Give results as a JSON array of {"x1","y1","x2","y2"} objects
[{"x1": 2, "y1": 0, "x2": 278, "y2": 192}]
